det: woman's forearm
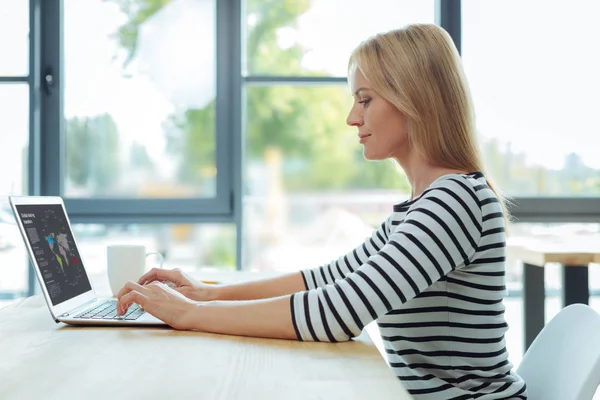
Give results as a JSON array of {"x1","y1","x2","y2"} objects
[
  {"x1": 189, "y1": 295, "x2": 297, "y2": 340},
  {"x1": 212, "y1": 272, "x2": 307, "y2": 301}
]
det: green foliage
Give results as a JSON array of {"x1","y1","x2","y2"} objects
[
  {"x1": 105, "y1": 0, "x2": 173, "y2": 67},
  {"x1": 245, "y1": 0, "x2": 310, "y2": 75},
  {"x1": 65, "y1": 113, "x2": 121, "y2": 192},
  {"x1": 104, "y1": 0, "x2": 410, "y2": 195},
  {"x1": 163, "y1": 103, "x2": 216, "y2": 195}
]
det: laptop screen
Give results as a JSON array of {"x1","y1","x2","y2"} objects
[{"x1": 14, "y1": 204, "x2": 92, "y2": 306}]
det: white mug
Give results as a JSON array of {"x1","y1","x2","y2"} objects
[{"x1": 107, "y1": 245, "x2": 164, "y2": 297}]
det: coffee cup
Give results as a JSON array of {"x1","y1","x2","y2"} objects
[{"x1": 107, "y1": 244, "x2": 164, "y2": 297}]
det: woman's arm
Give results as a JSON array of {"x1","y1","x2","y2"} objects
[
  {"x1": 137, "y1": 219, "x2": 389, "y2": 303},
  {"x1": 136, "y1": 268, "x2": 307, "y2": 302},
  {"x1": 300, "y1": 219, "x2": 391, "y2": 290},
  {"x1": 214, "y1": 272, "x2": 306, "y2": 301},
  {"x1": 213, "y1": 220, "x2": 390, "y2": 301},
  {"x1": 189, "y1": 295, "x2": 298, "y2": 340},
  {"x1": 116, "y1": 280, "x2": 300, "y2": 339}
]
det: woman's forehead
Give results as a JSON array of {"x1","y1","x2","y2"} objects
[{"x1": 348, "y1": 67, "x2": 371, "y2": 93}]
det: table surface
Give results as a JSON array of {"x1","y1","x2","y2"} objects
[
  {"x1": 507, "y1": 236, "x2": 600, "y2": 266},
  {"x1": 0, "y1": 272, "x2": 411, "y2": 400}
]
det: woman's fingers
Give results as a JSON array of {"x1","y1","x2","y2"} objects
[
  {"x1": 117, "y1": 281, "x2": 151, "y2": 314},
  {"x1": 137, "y1": 268, "x2": 183, "y2": 286},
  {"x1": 117, "y1": 281, "x2": 195, "y2": 329},
  {"x1": 137, "y1": 268, "x2": 169, "y2": 285},
  {"x1": 116, "y1": 290, "x2": 147, "y2": 315},
  {"x1": 115, "y1": 281, "x2": 195, "y2": 329},
  {"x1": 117, "y1": 280, "x2": 149, "y2": 300}
]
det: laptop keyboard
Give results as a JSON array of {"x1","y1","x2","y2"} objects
[{"x1": 74, "y1": 300, "x2": 145, "y2": 321}]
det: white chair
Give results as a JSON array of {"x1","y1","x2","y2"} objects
[{"x1": 516, "y1": 303, "x2": 600, "y2": 400}]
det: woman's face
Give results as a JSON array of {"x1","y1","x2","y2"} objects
[{"x1": 346, "y1": 66, "x2": 409, "y2": 161}]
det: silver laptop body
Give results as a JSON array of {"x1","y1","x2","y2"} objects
[{"x1": 9, "y1": 196, "x2": 167, "y2": 326}]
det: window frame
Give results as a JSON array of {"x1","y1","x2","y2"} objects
[
  {"x1": 0, "y1": 0, "x2": 37, "y2": 297},
  {"x1": 39, "y1": 0, "x2": 238, "y2": 220}
]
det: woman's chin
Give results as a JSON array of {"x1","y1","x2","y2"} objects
[{"x1": 362, "y1": 150, "x2": 384, "y2": 161}]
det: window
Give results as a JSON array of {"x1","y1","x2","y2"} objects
[
  {"x1": 462, "y1": 0, "x2": 600, "y2": 197},
  {"x1": 0, "y1": 0, "x2": 29, "y2": 305},
  {"x1": 0, "y1": 85, "x2": 28, "y2": 196},
  {"x1": 64, "y1": 0, "x2": 218, "y2": 199},
  {"x1": 0, "y1": 85, "x2": 29, "y2": 303},
  {"x1": 0, "y1": 2, "x2": 28, "y2": 76}
]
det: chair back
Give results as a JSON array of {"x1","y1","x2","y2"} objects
[{"x1": 517, "y1": 304, "x2": 600, "y2": 400}]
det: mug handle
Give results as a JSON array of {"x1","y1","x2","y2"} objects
[{"x1": 145, "y1": 252, "x2": 164, "y2": 269}]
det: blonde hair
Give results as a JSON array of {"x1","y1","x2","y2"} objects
[{"x1": 349, "y1": 23, "x2": 512, "y2": 226}]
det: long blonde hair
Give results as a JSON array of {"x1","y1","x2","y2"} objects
[{"x1": 349, "y1": 23, "x2": 511, "y2": 226}]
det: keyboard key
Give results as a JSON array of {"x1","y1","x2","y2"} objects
[
  {"x1": 71, "y1": 300, "x2": 147, "y2": 321},
  {"x1": 103, "y1": 310, "x2": 118, "y2": 319}
]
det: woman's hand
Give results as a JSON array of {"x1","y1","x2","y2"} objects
[
  {"x1": 137, "y1": 268, "x2": 217, "y2": 302},
  {"x1": 116, "y1": 281, "x2": 199, "y2": 330}
]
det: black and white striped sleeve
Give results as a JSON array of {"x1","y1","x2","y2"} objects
[
  {"x1": 290, "y1": 179, "x2": 483, "y2": 342},
  {"x1": 299, "y1": 218, "x2": 392, "y2": 290}
]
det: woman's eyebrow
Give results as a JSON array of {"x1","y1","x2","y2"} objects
[{"x1": 353, "y1": 87, "x2": 371, "y2": 96}]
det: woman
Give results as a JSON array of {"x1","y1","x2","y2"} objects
[{"x1": 117, "y1": 24, "x2": 527, "y2": 399}]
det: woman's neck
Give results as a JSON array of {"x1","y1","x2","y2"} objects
[{"x1": 396, "y1": 155, "x2": 468, "y2": 201}]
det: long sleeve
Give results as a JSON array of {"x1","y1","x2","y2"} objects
[
  {"x1": 291, "y1": 178, "x2": 483, "y2": 342},
  {"x1": 300, "y1": 218, "x2": 392, "y2": 290}
]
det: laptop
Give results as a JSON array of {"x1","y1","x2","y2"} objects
[{"x1": 9, "y1": 196, "x2": 167, "y2": 326}]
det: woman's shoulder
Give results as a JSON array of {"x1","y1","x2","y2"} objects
[
  {"x1": 392, "y1": 172, "x2": 490, "y2": 214},
  {"x1": 404, "y1": 172, "x2": 487, "y2": 225},
  {"x1": 422, "y1": 171, "x2": 486, "y2": 202}
]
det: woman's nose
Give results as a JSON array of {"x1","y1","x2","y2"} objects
[{"x1": 346, "y1": 107, "x2": 363, "y2": 127}]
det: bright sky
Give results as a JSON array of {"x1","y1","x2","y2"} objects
[{"x1": 1, "y1": 0, "x2": 599, "y2": 195}]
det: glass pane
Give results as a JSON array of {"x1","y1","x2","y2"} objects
[
  {"x1": 0, "y1": 85, "x2": 28, "y2": 195},
  {"x1": 64, "y1": 0, "x2": 217, "y2": 198},
  {"x1": 244, "y1": 0, "x2": 435, "y2": 77},
  {"x1": 72, "y1": 223, "x2": 235, "y2": 294},
  {"x1": 0, "y1": 85, "x2": 29, "y2": 306},
  {"x1": 243, "y1": 85, "x2": 410, "y2": 271},
  {"x1": 463, "y1": 0, "x2": 600, "y2": 196},
  {"x1": 0, "y1": 1, "x2": 28, "y2": 76}
]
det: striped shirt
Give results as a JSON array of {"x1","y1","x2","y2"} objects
[{"x1": 291, "y1": 172, "x2": 527, "y2": 399}]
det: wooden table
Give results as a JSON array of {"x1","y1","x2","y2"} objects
[
  {"x1": 0, "y1": 272, "x2": 410, "y2": 400},
  {"x1": 507, "y1": 238, "x2": 600, "y2": 351}
]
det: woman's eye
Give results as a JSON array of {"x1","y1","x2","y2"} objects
[{"x1": 358, "y1": 99, "x2": 371, "y2": 107}]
